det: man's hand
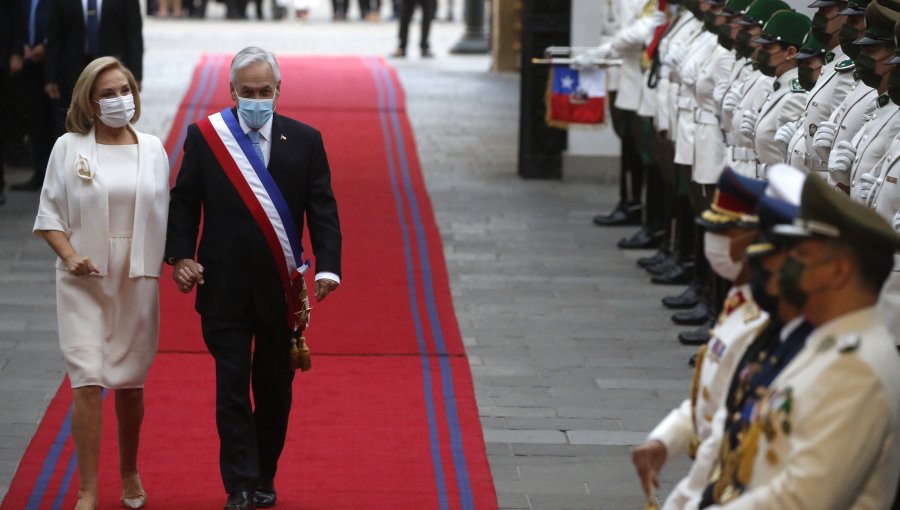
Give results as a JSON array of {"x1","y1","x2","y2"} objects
[
  {"x1": 63, "y1": 254, "x2": 99, "y2": 277},
  {"x1": 24, "y1": 44, "x2": 45, "y2": 63},
  {"x1": 44, "y1": 82, "x2": 60, "y2": 100},
  {"x1": 315, "y1": 278, "x2": 339, "y2": 301},
  {"x1": 172, "y1": 259, "x2": 204, "y2": 293},
  {"x1": 8, "y1": 54, "x2": 23, "y2": 74},
  {"x1": 632, "y1": 439, "x2": 668, "y2": 496}
]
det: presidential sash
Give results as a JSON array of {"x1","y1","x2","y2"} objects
[{"x1": 197, "y1": 108, "x2": 312, "y2": 370}]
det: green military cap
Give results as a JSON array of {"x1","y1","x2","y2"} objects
[
  {"x1": 723, "y1": 0, "x2": 755, "y2": 15},
  {"x1": 738, "y1": 0, "x2": 792, "y2": 25},
  {"x1": 855, "y1": 0, "x2": 900, "y2": 45},
  {"x1": 838, "y1": 0, "x2": 872, "y2": 15},
  {"x1": 889, "y1": 18, "x2": 900, "y2": 63},
  {"x1": 754, "y1": 10, "x2": 811, "y2": 46},
  {"x1": 809, "y1": 0, "x2": 846, "y2": 8},
  {"x1": 774, "y1": 176, "x2": 900, "y2": 251},
  {"x1": 795, "y1": 26, "x2": 831, "y2": 59}
]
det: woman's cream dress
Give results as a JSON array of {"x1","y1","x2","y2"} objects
[{"x1": 56, "y1": 144, "x2": 158, "y2": 389}]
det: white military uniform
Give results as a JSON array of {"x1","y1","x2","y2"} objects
[
  {"x1": 864, "y1": 132, "x2": 900, "y2": 340},
  {"x1": 609, "y1": 0, "x2": 661, "y2": 112},
  {"x1": 801, "y1": 76, "x2": 874, "y2": 166},
  {"x1": 693, "y1": 44, "x2": 736, "y2": 185},
  {"x1": 729, "y1": 71, "x2": 774, "y2": 177},
  {"x1": 785, "y1": 50, "x2": 856, "y2": 175},
  {"x1": 848, "y1": 95, "x2": 900, "y2": 202},
  {"x1": 752, "y1": 68, "x2": 806, "y2": 173},
  {"x1": 655, "y1": 9, "x2": 696, "y2": 137},
  {"x1": 645, "y1": 285, "x2": 768, "y2": 509},
  {"x1": 674, "y1": 28, "x2": 717, "y2": 166},
  {"x1": 665, "y1": 16, "x2": 704, "y2": 137},
  {"x1": 706, "y1": 307, "x2": 900, "y2": 509}
]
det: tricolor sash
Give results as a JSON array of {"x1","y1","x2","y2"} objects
[{"x1": 197, "y1": 108, "x2": 311, "y2": 333}]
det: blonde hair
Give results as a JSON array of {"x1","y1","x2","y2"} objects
[{"x1": 66, "y1": 57, "x2": 142, "y2": 134}]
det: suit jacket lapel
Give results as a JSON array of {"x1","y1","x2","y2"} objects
[{"x1": 269, "y1": 113, "x2": 286, "y2": 174}]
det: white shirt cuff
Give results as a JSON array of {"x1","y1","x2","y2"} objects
[{"x1": 315, "y1": 271, "x2": 341, "y2": 284}]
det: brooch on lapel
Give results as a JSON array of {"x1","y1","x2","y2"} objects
[{"x1": 75, "y1": 155, "x2": 93, "y2": 181}]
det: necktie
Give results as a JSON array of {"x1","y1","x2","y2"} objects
[
  {"x1": 86, "y1": 0, "x2": 100, "y2": 56},
  {"x1": 29, "y1": 0, "x2": 40, "y2": 47},
  {"x1": 248, "y1": 130, "x2": 265, "y2": 165}
]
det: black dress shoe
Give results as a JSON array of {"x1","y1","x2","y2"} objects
[
  {"x1": 662, "y1": 285, "x2": 703, "y2": 310},
  {"x1": 637, "y1": 249, "x2": 669, "y2": 268},
  {"x1": 225, "y1": 491, "x2": 255, "y2": 510},
  {"x1": 11, "y1": 176, "x2": 43, "y2": 191},
  {"x1": 671, "y1": 302, "x2": 710, "y2": 326},
  {"x1": 254, "y1": 480, "x2": 276, "y2": 509},
  {"x1": 688, "y1": 353, "x2": 697, "y2": 367},
  {"x1": 650, "y1": 263, "x2": 693, "y2": 285},
  {"x1": 645, "y1": 256, "x2": 677, "y2": 276},
  {"x1": 679, "y1": 325, "x2": 711, "y2": 346},
  {"x1": 617, "y1": 228, "x2": 664, "y2": 250},
  {"x1": 593, "y1": 206, "x2": 642, "y2": 226}
]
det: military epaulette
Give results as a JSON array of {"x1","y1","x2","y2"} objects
[
  {"x1": 789, "y1": 79, "x2": 805, "y2": 93},
  {"x1": 835, "y1": 59, "x2": 855, "y2": 73},
  {"x1": 837, "y1": 334, "x2": 861, "y2": 353}
]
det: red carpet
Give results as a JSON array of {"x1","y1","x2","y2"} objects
[{"x1": 3, "y1": 56, "x2": 496, "y2": 509}]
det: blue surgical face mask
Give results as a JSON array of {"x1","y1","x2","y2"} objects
[{"x1": 237, "y1": 97, "x2": 275, "y2": 129}]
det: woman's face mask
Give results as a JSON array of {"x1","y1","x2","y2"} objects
[
  {"x1": 798, "y1": 64, "x2": 821, "y2": 91},
  {"x1": 855, "y1": 51, "x2": 891, "y2": 89},
  {"x1": 838, "y1": 22, "x2": 863, "y2": 59},
  {"x1": 888, "y1": 65, "x2": 900, "y2": 105},
  {"x1": 95, "y1": 94, "x2": 135, "y2": 128},
  {"x1": 755, "y1": 47, "x2": 786, "y2": 77},
  {"x1": 734, "y1": 30, "x2": 755, "y2": 59}
]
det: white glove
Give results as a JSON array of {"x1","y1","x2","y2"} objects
[
  {"x1": 811, "y1": 120, "x2": 839, "y2": 161},
  {"x1": 774, "y1": 121, "x2": 798, "y2": 150},
  {"x1": 723, "y1": 88, "x2": 741, "y2": 115},
  {"x1": 827, "y1": 140, "x2": 856, "y2": 187},
  {"x1": 857, "y1": 172, "x2": 877, "y2": 203},
  {"x1": 572, "y1": 45, "x2": 610, "y2": 68},
  {"x1": 740, "y1": 109, "x2": 759, "y2": 139},
  {"x1": 893, "y1": 210, "x2": 900, "y2": 233}
]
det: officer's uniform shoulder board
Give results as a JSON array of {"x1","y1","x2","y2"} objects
[
  {"x1": 835, "y1": 59, "x2": 856, "y2": 73},
  {"x1": 837, "y1": 334, "x2": 861, "y2": 353},
  {"x1": 790, "y1": 79, "x2": 805, "y2": 93}
]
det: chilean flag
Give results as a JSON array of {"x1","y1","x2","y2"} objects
[{"x1": 546, "y1": 65, "x2": 606, "y2": 127}]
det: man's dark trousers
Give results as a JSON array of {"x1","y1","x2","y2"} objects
[
  {"x1": 202, "y1": 308, "x2": 295, "y2": 493},
  {"x1": 397, "y1": 0, "x2": 436, "y2": 51}
]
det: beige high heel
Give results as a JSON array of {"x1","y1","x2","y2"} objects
[{"x1": 120, "y1": 474, "x2": 147, "y2": 509}]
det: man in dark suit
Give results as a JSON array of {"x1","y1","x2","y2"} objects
[
  {"x1": 33, "y1": 0, "x2": 143, "y2": 181},
  {"x1": 7, "y1": 0, "x2": 53, "y2": 192},
  {"x1": 165, "y1": 46, "x2": 342, "y2": 510},
  {"x1": 1, "y1": 0, "x2": 24, "y2": 203}
]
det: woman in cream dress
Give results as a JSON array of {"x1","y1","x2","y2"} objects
[{"x1": 33, "y1": 57, "x2": 169, "y2": 510}]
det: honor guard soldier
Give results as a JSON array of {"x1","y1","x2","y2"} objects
[
  {"x1": 743, "y1": 12, "x2": 810, "y2": 175},
  {"x1": 700, "y1": 176, "x2": 900, "y2": 509},
  {"x1": 631, "y1": 168, "x2": 770, "y2": 509},
  {"x1": 785, "y1": 0, "x2": 857, "y2": 176},
  {"x1": 776, "y1": 32, "x2": 826, "y2": 166},
  {"x1": 802, "y1": 0, "x2": 875, "y2": 169},
  {"x1": 693, "y1": 0, "x2": 738, "y2": 195},
  {"x1": 726, "y1": 0, "x2": 786, "y2": 177},
  {"x1": 858, "y1": 17, "x2": 900, "y2": 339},
  {"x1": 715, "y1": 0, "x2": 757, "y2": 136},
  {"x1": 837, "y1": 0, "x2": 900, "y2": 200}
]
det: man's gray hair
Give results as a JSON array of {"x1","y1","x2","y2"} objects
[{"x1": 230, "y1": 46, "x2": 281, "y2": 83}]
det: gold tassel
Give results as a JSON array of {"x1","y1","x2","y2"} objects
[
  {"x1": 737, "y1": 422, "x2": 761, "y2": 487},
  {"x1": 290, "y1": 336, "x2": 312, "y2": 372},
  {"x1": 688, "y1": 344, "x2": 708, "y2": 459}
]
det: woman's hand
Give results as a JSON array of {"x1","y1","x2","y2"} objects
[
  {"x1": 64, "y1": 254, "x2": 100, "y2": 277},
  {"x1": 173, "y1": 259, "x2": 204, "y2": 293}
]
